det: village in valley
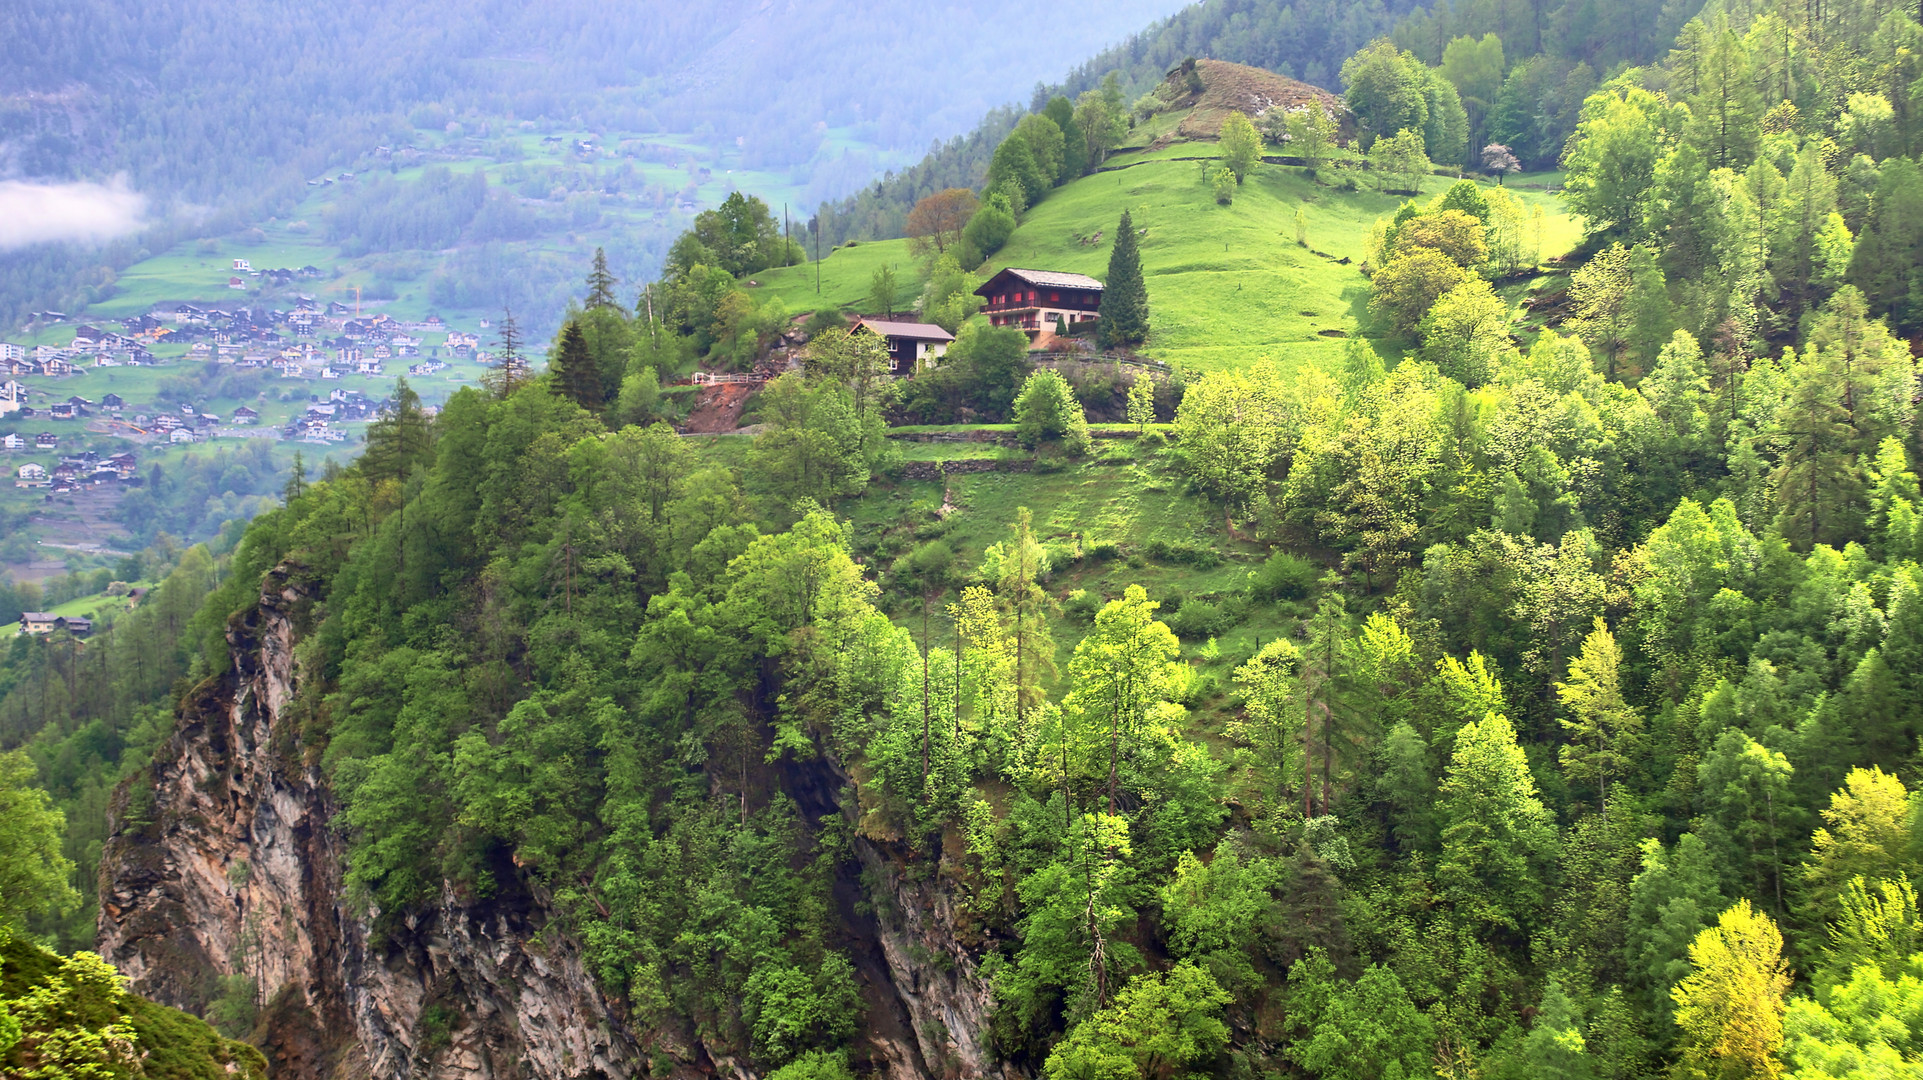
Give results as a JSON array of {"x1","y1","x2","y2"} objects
[{"x1": 0, "y1": 275, "x2": 508, "y2": 492}]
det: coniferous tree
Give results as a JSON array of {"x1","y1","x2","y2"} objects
[
  {"x1": 585, "y1": 247, "x2": 620, "y2": 311},
  {"x1": 550, "y1": 321, "x2": 601, "y2": 410},
  {"x1": 484, "y1": 306, "x2": 530, "y2": 399},
  {"x1": 362, "y1": 378, "x2": 433, "y2": 484},
  {"x1": 1098, "y1": 210, "x2": 1148, "y2": 348}
]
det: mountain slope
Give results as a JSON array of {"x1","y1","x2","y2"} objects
[{"x1": 754, "y1": 62, "x2": 1579, "y2": 371}]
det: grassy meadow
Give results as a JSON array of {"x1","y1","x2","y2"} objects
[{"x1": 752, "y1": 156, "x2": 1580, "y2": 374}]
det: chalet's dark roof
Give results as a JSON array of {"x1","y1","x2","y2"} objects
[
  {"x1": 850, "y1": 318, "x2": 955, "y2": 343},
  {"x1": 976, "y1": 268, "x2": 1105, "y2": 293}
]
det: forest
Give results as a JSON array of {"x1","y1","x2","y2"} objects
[
  {"x1": 0, "y1": 0, "x2": 1178, "y2": 330},
  {"x1": 12, "y1": 0, "x2": 1923, "y2": 1074}
]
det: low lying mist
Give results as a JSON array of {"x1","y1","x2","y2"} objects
[{"x1": 0, "y1": 178, "x2": 147, "y2": 250}]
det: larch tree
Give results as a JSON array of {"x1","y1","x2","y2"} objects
[
  {"x1": 1062, "y1": 584, "x2": 1182, "y2": 814},
  {"x1": 484, "y1": 306, "x2": 531, "y2": 399},
  {"x1": 1556, "y1": 618, "x2": 1644, "y2": 814},
  {"x1": 1126, "y1": 371, "x2": 1156, "y2": 432},
  {"x1": 995, "y1": 509, "x2": 1057, "y2": 753},
  {"x1": 1671, "y1": 900, "x2": 1790, "y2": 1080},
  {"x1": 1686, "y1": 21, "x2": 1764, "y2": 170},
  {"x1": 1437, "y1": 711, "x2": 1560, "y2": 934},
  {"x1": 1802, "y1": 767, "x2": 1916, "y2": 921},
  {"x1": 869, "y1": 264, "x2": 899, "y2": 317}
]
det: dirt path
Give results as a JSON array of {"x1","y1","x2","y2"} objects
[{"x1": 680, "y1": 383, "x2": 758, "y2": 433}]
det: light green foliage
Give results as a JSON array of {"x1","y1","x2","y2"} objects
[
  {"x1": 1172, "y1": 360, "x2": 1319, "y2": 508},
  {"x1": 1698, "y1": 730, "x2": 1796, "y2": 917},
  {"x1": 750, "y1": 373, "x2": 874, "y2": 509},
  {"x1": 0, "y1": 753, "x2": 78, "y2": 934},
  {"x1": 1208, "y1": 164, "x2": 1237, "y2": 205},
  {"x1": 1671, "y1": 900, "x2": 1790, "y2": 1080},
  {"x1": 963, "y1": 192, "x2": 1019, "y2": 263},
  {"x1": 1439, "y1": 34, "x2": 1505, "y2": 129},
  {"x1": 1563, "y1": 85, "x2": 1682, "y2": 238},
  {"x1": 868, "y1": 263, "x2": 900, "y2": 317},
  {"x1": 764, "y1": 1050, "x2": 856, "y2": 1080},
  {"x1": 1125, "y1": 371, "x2": 1155, "y2": 431},
  {"x1": 1343, "y1": 40, "x2": 1431, "y2": 148},
  {"x1": 1369, "y1": 128, "x2": 1431, "y2": 193},
  {"x1": 1042, "y1": 963, "x2": 1232, "y2": 1080},
  {"x1": 1074, "y1": 85, "x2": 1128, "y2": 169},
  {"x1": 1230, "y1": 638, "x2": 1301, "y2": 803},
  {"x1": 996, "y1": 813, "x2": 1139, "y2": 1036},
  {"x1": 1045, "y1": 96, "x2": 1090, "y2": 183},
  {"x1": 1819, "y1": 878, "x2": 1923, "y2": 990},
  {"x1": 1015, "y1": 113, "x2": 1067, "y2": 193},
  {"x1": 1371, "y1": 245, "x2": 1473, "y2": 333},
  {"x1": 1683, "y1": 21, "x2": 1763, "y2": 170},
  {"x1": 2, "y1": 948, "x2": 140, "y2": 1077},
  {"x1": 1555, "y1": 619, "x2": 1644, "y2": 813},
  {"x1": 1013, "y1": 370, "x2": 1093, "y2": 455},
  {"x1": 742, "y1": 956, "x2": 862, "y2": 1065},
  {"x1": 1283, "y1": 100, "x2": 1338, "y2": 168},
  {"x1": 1782, "y1": 958, "x2": 1923, "y2": 1080},
  {"x1": 920, "y1": 253, "x2": 985, "y2": 332},
  {"x1": 1493, "y1": 981, "x2": 1598, "y2": 1080},
  {"x1": 1285, "y1": 953, "x2": 1436, "y2": 1080},
  {"x1": 1062, "y1": 585, "x2": 1183, "y2": 812},
  {"x1": 1218, "y1": 112, "x2": 1260, "y2": 184},
  {"x1": 1159, "y1": 847, "x2": 1277, "y2": 992},
  {"x1": 1437, "y1": 711, "x2": 1559, "y2": 932},
  {"x1": 1627, "y1": 833, "x2": 1726, "y2": 1022},
  {"x1": 1419, "y1": 277, "x2": 1511, "y2": 386}
]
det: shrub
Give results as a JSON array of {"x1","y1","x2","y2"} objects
[
  {"x1": 1064, "y1": 589, "x2": 1104, "y2": 623},
  {"x1": 1145, "y1": 539, "x2": 1222, "y2": 568},
  {"x1": 1249, "y1": 549, "x2": 1319, "y2": 600},
  {"x1": 1168, "y1": 599, "x2": 1238, "y2": 640},
  {"x1": 1013, "y1": 370, "x2": 1092, "y2": 455}
]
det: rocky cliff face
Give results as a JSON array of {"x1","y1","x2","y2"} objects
[
  {"x1": 96, "y1": 567, "x2": 648, "y2": 1079},
  {"x1": 95, "y1": 565, "x2": 1009, "y2": 1080},
  {"x1": 850, "y1": 839, "x2": 1005, "y2": 1080}
]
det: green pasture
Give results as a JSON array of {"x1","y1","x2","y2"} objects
[{"x1": 752, "y1": 156, "x2": 1581, "y2": 374}]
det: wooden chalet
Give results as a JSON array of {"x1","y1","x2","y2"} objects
[
  {"x1": 974, "y1": 268, "x2": 1104, "y2": 340},
  {"x1": 848, "y1": 317, "x2": 954, "y2": 376}
]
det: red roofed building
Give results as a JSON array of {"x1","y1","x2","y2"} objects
[{"x1": 975, "y1": 268, "x2": 1104, "y2": 338}]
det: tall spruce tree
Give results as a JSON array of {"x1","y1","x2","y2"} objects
[
  {"x1": 1099, "y1": 210, "x2": 1149, "y2": 348},
  {"x1": 550, "y1": 321, "x2": 601, "y2": 410},
  {"x1": 585, "y1": 248, "x2": 620, "y2": 311}
]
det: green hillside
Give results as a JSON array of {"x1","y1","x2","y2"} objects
[{"x1": 754, "y1": 89, "x2": 1579, "y2": 373}]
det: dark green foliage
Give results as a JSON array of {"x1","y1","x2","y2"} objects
[
  {"x1": 549, "y1": 321, "x2": 604, "y2": 411},
  {"x1": 962, "y1": 193, "x2": 1019, "y2": 264},
  {"x1": 1097, "y1": 210, "x2": 1148, "y2": 348}
]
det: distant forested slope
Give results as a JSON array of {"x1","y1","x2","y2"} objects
[
  {"x1": 816, "y1": 0, "x2": 1430, "y2": 244},
  {"x1": 0, "y1": 0, "x2": 1181, "y2": 204},
  {"x1": 0, "y1": 0, "x2": 1180, "y2": 328}
]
